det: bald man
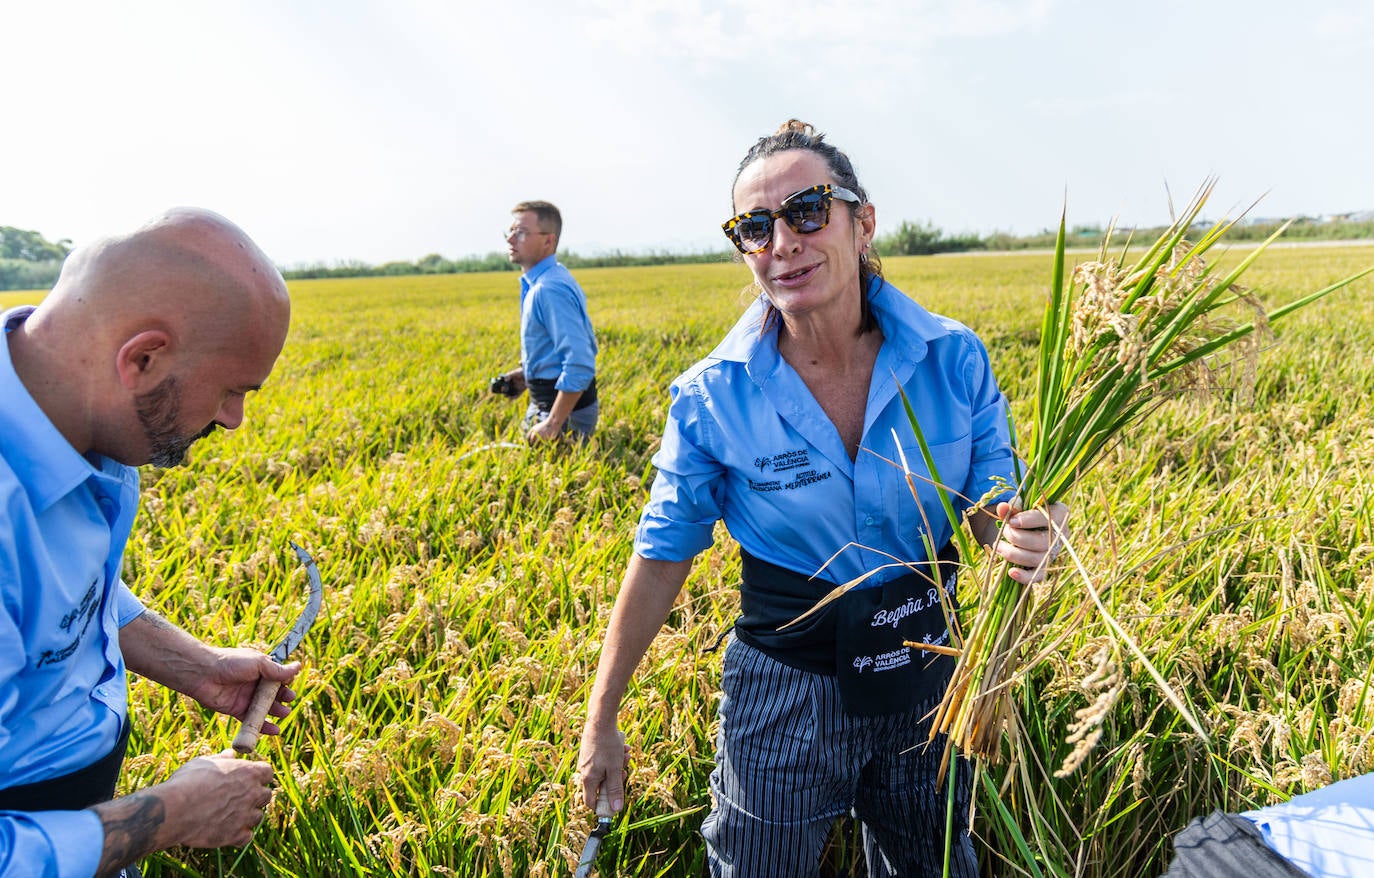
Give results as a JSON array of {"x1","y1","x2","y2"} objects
[{"x1": 0, "y1": 208, "x2": 301, "y2": 878}]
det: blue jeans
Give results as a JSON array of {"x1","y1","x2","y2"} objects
[{"x1": 522, "y1": 400, "x2": 598, "y2": 439}]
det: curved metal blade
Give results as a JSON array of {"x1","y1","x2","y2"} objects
[
  {"x1": 573, "y1": 818, "x2": 612, "y2": 878},
  {"x1": 269, "y1": 542, "x2": 323, "y2": 662}
]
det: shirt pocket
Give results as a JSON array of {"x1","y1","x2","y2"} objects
[{"x1": 896, "y1": 435, "x2": 973, "y2": 544}]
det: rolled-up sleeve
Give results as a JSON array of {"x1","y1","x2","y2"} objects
[
  {"x1": 114, "y1": 580, "x2": 144, "y2": 627},
  {"x1": 634, "y1": 380, "x2": 726, "y2": 561},
  {"x1": 0, "y1": 809, "x2": 103, "y2": 877},
  {"x1": 540, "y1": 285, "x2": 597, "y2": 394}
]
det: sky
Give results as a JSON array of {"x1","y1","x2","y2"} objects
[{"x1": 3, "y1": 0, "x2": 1372, "y2": 268}]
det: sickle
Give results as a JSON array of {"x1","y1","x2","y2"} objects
[
  {"x1": 231, "y1": 542, "x2": 323, "y2": 754},
  {"x1": 573, "y1": 792, "x2": 614, "y2": 878},
  {"x1": 575, "y1": 730, "x2": 625, "y2": 878}
]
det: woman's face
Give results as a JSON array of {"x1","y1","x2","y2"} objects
[{"x1": 730, "y1": 149, "x2": 875, "y2": 326}]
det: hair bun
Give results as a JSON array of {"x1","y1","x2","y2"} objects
[{"x1": 776, "y1": 119, "x2": 818, "y2": 138}]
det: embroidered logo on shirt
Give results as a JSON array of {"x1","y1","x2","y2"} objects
[
  {"x1": 753, "y1": 449, "x2": 812, "y2": 473},
  {"x1": 752, "y1": 449, "x2": 833, "y2": 492},
  {"x1": 37, "y1": 579, "x2": 100, "y2": 668},
  {"x1": 784, "y1": 469, "x2": 832, "y2": 490}
]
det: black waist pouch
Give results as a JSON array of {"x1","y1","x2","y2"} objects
[
  {"x1": 736, "y1": 548, "x2": 842, "y2": 675},
  {"x1": 833, "y1": 541, "x2": 960, "y2": 716},
  {"x1": 527, "y1": 376, "x2": 598, "y2": 411},
  {"x1": 736, "y1": 542, "x2": 960, "y2": 716},
  {"x1": 0, "y1": 720, "x2": 131, "y2": 810}
]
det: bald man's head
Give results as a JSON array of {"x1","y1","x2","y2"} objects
[
  {"x1": 12, "y1": 207, "x2": 291, "y2": 466},
  {"x1": 51, "y1": 207, "x2": 289, "y2": 349}
]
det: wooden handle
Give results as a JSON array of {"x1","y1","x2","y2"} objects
[
  {"x1": 232, "y1": 676, "x2": 282, "y2": 754},
  {"x1": 595, "y1": 789, "x2": 613, "y2": 820}
]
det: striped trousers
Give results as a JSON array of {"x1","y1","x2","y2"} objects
[{"x1": 701, "y1": 636, "x2": 977, "y2": 878}]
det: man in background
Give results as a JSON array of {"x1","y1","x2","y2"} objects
[
  {"x1": 0, "y1": 208, "x2": 301, "y2": 877},
  {"x1": 490, "y1": 200, "x2": 600, "y2": 442}
]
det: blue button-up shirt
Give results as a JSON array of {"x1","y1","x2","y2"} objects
[
  {"x1": 634, "y1": 277, "x2": 1016, "y2": 587},
  {"x1": 1, "y1": 305, "x2": 146, "y2": 877},
  {"x1": 1242, "y1": 770, "x2": 1374, "y2": 877},
  {"x1": 519, "y1": 255, "x2": 598, "y2": 392}
]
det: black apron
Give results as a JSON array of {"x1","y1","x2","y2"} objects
[
  {"x1": 736, "y1": 541, "x2": 961, "y2": 716},
  {"x1": 0, "y1": 722, "x2": 142, "y2": 877}
]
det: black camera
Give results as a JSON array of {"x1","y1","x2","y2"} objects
[{"x1": 489, "y1": 375, "x2": 518, "y2": 397}]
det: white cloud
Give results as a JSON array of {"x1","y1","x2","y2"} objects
[
  {"x1": 2, "y1": 0, "x2": 1370, "y2": 262},
  {"x1": 1311, "y1": 7, "x2": 1374, "y2": 42},
  {"x1": 577, "y1": 0, "x2": 1056, "y2": 59}
]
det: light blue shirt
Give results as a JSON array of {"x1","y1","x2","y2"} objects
[
  {"x1": 1243, "y1": 771, "x2": 1374, "y2": 877},
  {"x1": 519, "y1": 255, "x2": 598, "y2": 392},
  {"x1": 1, "y1": 305, "x2": 147, "y2": 878},
  {"x1": 634, "y1": 277, "x2": 1015, "y2": 586}
]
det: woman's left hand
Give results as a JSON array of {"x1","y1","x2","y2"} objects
[{"x1": 989, "y1": 500, "x2": 1070, "y2": 584}]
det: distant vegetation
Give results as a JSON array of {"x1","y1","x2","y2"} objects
[
  {"x1": 975, "y1": 213, "x2": 1374, "y2": 252},
  {"x1": 0, "y1": 225, "x2": 72, "y2": 292},
  {"x1": 280, "y1": 248, "x2": 735, "y2": 280},
  {"x1": 3, "y1": 214, "x2": 1372, "y2": 290},
  {"x1": 272, "y1": 214, "x2": 1374, "y2": 280}
]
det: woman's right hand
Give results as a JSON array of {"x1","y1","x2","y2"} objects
[
  {"x1": 576, "y1": 555, "x2": 693, "y2": 815},
  {"x1": 577, "y1": 724, "x2": 629, "y2": 814}
]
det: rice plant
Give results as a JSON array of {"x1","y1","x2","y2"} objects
[
  {"x1": 3, "y1": 238, "x2": 1372, "y2": 876},
  {"x1": 929, "y1": 184, "x2": 1373, "y2": 774}
]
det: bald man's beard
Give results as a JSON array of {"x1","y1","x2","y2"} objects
[{"x1": 134, "y1": 376, "x2": 218, "y2": 467}]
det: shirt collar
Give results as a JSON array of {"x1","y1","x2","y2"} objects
[
  {"x1": 520, "y1": 254, "x2": 559, "y2": 290},
  {"x1": 867, "y1": 276, "x2": 949, "y2": 359},
  {"x1": 1, "y1": 305, "x2": 125, "y2": 512},
  {"x1": 707, "y1": 276, "x2": 951, "y2": 368}
]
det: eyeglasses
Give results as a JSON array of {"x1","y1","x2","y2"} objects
[
  {"x1": 721, "y1": 184, "x2": 861, "y2": 255},
  {"x1": 505, "y1": 227, "x2": 549, "y2": 242}
]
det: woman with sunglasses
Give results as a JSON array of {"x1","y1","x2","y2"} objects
[{"x1": 578, "y1": 120, "x2": 1068, "y2": 876}]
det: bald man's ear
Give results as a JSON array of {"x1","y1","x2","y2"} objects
[{"x1": 115, "y1": 330, "x2": 172, "y2": 390}]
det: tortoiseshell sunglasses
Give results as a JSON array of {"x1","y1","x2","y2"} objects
[{"x1": 721, "y1": 184, "x2": 861, "y2": 255}]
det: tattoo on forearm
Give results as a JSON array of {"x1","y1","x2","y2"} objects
[
  {"x1": 139, "y1": 610, "x2": 176, "y2": 632},
  {"x1": 94, "y1": 792, "x2": 166, "y2": 878}
]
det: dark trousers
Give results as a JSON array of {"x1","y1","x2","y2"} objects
[{"x1": 1162, "y1": 811, "x2": 1312, "y2": 877}]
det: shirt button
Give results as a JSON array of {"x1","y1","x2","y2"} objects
[{"x1": 865, "y1": 515, "x2": 876, "y2": 526}]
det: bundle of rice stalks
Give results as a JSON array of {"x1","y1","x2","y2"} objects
[{"x1": 913, "y1": 180, "x2": 1374, "y2": 775}]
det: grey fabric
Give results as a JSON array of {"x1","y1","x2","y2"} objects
[{"x1": 1163, "y1": 811, "x2": 1313, "y2": 877}]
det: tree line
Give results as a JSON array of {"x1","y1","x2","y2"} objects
[
  {"x1": 0, "y1": 226, "x2": 72, "y2": 292},
  {"x1": 4, "y1": 216, "x2": 1373, "y2": 291}
]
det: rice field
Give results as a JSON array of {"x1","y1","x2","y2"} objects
[{"x1": 4, "y1": 241, "x2": 1374, "y2": 876}]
